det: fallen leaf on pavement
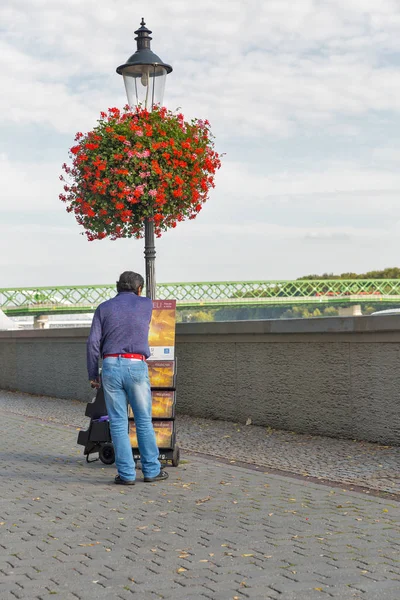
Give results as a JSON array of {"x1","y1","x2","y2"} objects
[
  {"x1": 78, "y1": 543, "x2": 96, "y2": 547},
  {"x1": 196, "y1": 496, "x2": 211, "y2": 505}
]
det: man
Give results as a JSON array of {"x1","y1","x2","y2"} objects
[{"x1": 87, "y1": 271, "x2": 168, "y2": 486}]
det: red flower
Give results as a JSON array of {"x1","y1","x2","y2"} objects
[
  {"x1": 61, "y1": 105, "x2": 221, "y2": 240},
  {"x1": 108, "y1": 107, "x2": 121, "y2": 118}
]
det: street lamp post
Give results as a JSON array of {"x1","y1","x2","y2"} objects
[{"x1": 117, "y1": 19, "x2": 173, "y2": 300}]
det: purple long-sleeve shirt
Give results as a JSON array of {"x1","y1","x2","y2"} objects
[{"x1": 86, "y1": 292, "x2": 153, "y2": 380}]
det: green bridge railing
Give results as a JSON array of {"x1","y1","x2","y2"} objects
[{"x1": 2, "y1": 280, "x2": 400, "y2": 316}]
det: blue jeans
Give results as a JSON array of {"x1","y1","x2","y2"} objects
[{"x1": 101, "y1": 357, "x2": 161, "y2": 481}]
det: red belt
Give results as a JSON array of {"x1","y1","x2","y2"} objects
[{"x1": 103, "y1": 353, "x2": 146, "y2": 360}]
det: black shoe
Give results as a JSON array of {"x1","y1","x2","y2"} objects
[
  {"x1": 114, "y1": 475, "x2": 135, "y2": 486},
  {"x1": 143, "y1": 470, "x2": 169, "y2": 483}
]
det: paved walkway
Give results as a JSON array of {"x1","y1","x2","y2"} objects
[
  {"x1": 1, "y1": 391, "x2": 399, "y2": 495},
  {"x1": 1, "y1": 393, "x2": 400, "y2": 599}
]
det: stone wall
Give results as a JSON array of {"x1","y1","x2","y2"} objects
[{"x1": 1, "y1": 316, "x2": 399, "y2": 444}]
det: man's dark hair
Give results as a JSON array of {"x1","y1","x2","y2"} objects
[{"x1": 116, "y1": 271, "x2": 144, "y2": 294}]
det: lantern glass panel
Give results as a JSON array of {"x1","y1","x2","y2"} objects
[{"x1": 122, "y1": 64, "x2": 167, "y2": 110}]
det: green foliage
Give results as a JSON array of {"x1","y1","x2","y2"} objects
[
  {"x1": 280, "y1": 306, "x2": 326, "y2": 319},
  {"x1": 297, "y1": 267, "x2": 400, "y2": 280},
  {"x1": 323, "y1": 306, "x2": 338, "y2": 317},
  {"x1": 177, "y1": 309, "x2": 216, "y2": 322},
  {"x1": 363, "y1": 305, "x2": 378, "y2": 315},
  {"x1": 232, "y1": 285, "x2": 283, "y2": 299},
  {"x1": 214, "y1": 306, "x2": 285, "y2": 321},
  {"x1": 212, "y1": 302, "x2": 400, "y2": 321},
  {"x1": 186, "y1": 310, "x2": 215, "y2": 322}
]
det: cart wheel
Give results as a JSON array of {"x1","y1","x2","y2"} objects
[
  {"x1": 130, "y1": 451, "x2": 141, "y2": 470},
  {"x1": 99, "y1": 443, "x2": 115, "y2": 465},
  {"x1": 172, "y1": 445, "x2": 180, "y2": 467}
]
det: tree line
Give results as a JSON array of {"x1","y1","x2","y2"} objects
[{"x1": 297, "y1": 267, "x2": 400, "y2": 280}]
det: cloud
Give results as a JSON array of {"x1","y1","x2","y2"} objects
[
  {"x1": 181, "y1": 220, "x2": 385, "y2": 240},
  {"x1": 0, "y1": 214, "x2": 396, "y2": 286},
  {"x1": 207, "y1": 160, "x2": 400, "y2": 223},
  {"x1": 372, "y1": 146, "x2": 400, "y2": 164},
  {"x1": 218, "y1": 159, "x2": 400, "y2": 196},
  {"x1": 2, "y1": 1, "x2": 400, "y2": 137},
  {"x1": 0, "y1": 154, "x2": 62, "y2": 212}
]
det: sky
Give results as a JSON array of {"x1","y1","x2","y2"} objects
[{"x1": 1, "y1": 0, "x2": 400, "y2": 287}]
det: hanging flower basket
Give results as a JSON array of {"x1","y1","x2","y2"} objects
[{"x1": 60, "y1": 106, "x2": 221, "y2": 241}]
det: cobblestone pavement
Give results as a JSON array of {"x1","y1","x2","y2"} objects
[
  {"x1": 1, "y1": 410, "x2": 400, "y2": 600},
  {"x1": 1, "y1": 391, "x2": 399, "y2": 495}
]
